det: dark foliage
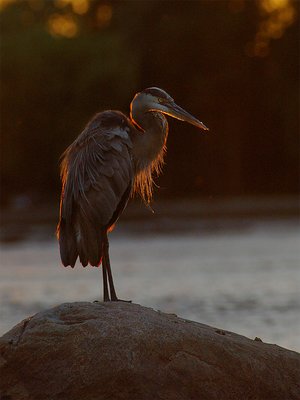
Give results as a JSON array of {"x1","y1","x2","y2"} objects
[{"x1": 0, "y1": 0, "x2": 299, "y2": 205}]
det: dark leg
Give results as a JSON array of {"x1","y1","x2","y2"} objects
[
  {"x1": 103, "y1": 235, "x2": 118, "y2": 301},
  {"x1": 103, "y1": 233, "x2": 131, "y2": 303},
  {"x1": 102, "y1": 262, "x2": 110, "y2": 302}
]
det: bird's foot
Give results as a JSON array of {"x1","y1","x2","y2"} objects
[
  {"x1": 94, "y1": 298, "x2": 132, "y2": 303},
  {"x1": 111, "y1": 297, "x2": 132, "y2": 303}
]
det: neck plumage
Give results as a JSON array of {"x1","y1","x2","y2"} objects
[{"x1": 130, "y1": 106, "x2": 169, "y2": 203}]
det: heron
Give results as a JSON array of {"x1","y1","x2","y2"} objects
[{"x1": 57, "y1": 87, "x2": 208, "y2": 302}]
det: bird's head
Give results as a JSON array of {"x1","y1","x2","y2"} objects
[{"x1": 131, "y1": 87, "x2": 209, "y2": 131}]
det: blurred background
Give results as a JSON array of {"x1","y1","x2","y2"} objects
[{"x1": 0, "y1": 0, "x2": 299, "y2": 350}]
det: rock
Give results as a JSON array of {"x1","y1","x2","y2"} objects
[{"x1": 0, "y1": 302, "x2": 299, "y2": 400}]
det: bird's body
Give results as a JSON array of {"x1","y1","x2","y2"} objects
[{"x1": 57, "y1": 87, "x2": 208, "y2": 301}]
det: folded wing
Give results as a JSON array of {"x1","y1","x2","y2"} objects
[{"x1": 57, "y1": 111, "x2": 134, "y2": 268}]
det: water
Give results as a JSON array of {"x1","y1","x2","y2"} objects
[{"x1": 0, "y1": 218, "x2": 299, "y2": 352}]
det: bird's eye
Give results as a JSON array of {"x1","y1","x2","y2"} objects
[{"x1": 158, "y1": 98, "x2": 165, "y2": 104}]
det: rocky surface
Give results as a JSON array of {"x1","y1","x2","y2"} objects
[{"x1": 0, "y1": 302, "x2": 299, "y2": 400}]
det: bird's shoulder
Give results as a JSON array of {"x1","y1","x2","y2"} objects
[
  {"x1": 61, "y1": 110, "x2": 134, "y2": 176},
  {"x1": 73, "y1": 110, "x2": 133, "y2": 149},
  {"x1": 61, "y1": 110, "x2": 135, "y2": 202},
  {"x1": 60, "y1": 110, "x2": 135, "y2": 226}
]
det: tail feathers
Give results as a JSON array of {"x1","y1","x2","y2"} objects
[
  {"x1": 76, "y1": 216, "x2": 103, "y2": 267},
  {"x1": 58, "y1": 218, "x2": 78, "y2": 268},
  {"x1": 58, "y1": 216, "x2": 103, "y2": 268}
]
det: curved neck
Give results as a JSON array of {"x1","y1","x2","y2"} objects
[{"x1": 130, "y1": 105, "x2": 168, "y2": 172}]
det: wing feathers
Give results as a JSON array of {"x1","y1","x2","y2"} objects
[
  {"x1": 57, "y1": 111, "x2": 133, "y2": 268},
  {"x1": 58, "y1": 217, "x2": 77, "y2": 268}
]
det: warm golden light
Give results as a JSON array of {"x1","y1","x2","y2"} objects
[
  {"x1": 0, "y1": 0, "x2": 16, "y2": 11},
  {"x1": 54, "y1": 0, "x2": 90, "y2": 15},
  {"x1": 47, "y1": 13, "x2": 78, "y2": 38},
  {"x1": 72, "y1": 0, "x2": 89, "y2": 15},
  {"x1": 246, "y1": 0, "x2": 296, "y2": 57},
  {"x1": 260, "y1": 0, "x2": 289, "y2": 13},
  {"x1": 54, "y1": 0, "x2": 89, "y2": 15}
]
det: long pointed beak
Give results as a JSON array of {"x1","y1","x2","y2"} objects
[{"x1": 164, "y1": 102, "x2": 209, "y2": 131}]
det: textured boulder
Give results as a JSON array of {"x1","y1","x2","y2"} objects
[{"x1": 0, "y1": 302, "x2": 299, "y2": 400}]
